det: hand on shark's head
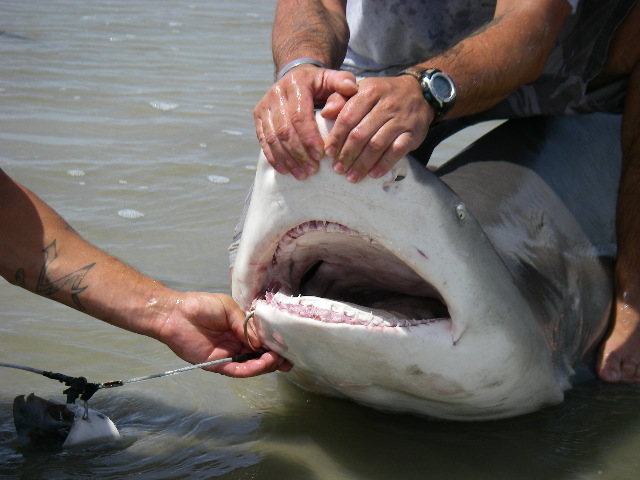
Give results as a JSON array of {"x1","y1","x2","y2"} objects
[
  {"x1": 322, "y1": 75, "x2": 433, "y2": 184},
  {"x1": 259, "y1": 75, "x2": 432, "y2": 185},
  {"x1": 254, "y1": 67, "x2": 357, "y2": 181},
  {"x1": 257, "y1": 69, "x2": 433, "y2": 185}
]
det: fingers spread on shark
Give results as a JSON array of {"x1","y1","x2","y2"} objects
[{"x1": 231, "y1": 112, "x2": 620, "y2": 420}]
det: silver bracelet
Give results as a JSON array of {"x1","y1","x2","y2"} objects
[{"x1": 276, "y1": 58, "x2": 327, "y2": 81}]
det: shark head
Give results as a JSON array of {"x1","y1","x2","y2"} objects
[{"x1": 232, "y1": 113, "x2": 617, "y2": 420}]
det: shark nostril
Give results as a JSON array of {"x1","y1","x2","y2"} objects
[{"x1": 393, "y1": 165, "x2": 407, "y2": 181}]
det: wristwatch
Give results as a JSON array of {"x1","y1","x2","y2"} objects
[{"x1": 397, "y1": 67, "x2": 457, "y2": 121}]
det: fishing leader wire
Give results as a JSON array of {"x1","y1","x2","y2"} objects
[
  {"x1": 0, "y1": 352, "x2": 262, "y2": 403},
  {"x1": 1, "y1": 310, "x2": 263, "y2": 403}
]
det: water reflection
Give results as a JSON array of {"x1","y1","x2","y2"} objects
[
  {"x1": 246, "y1": 378, "x2": 640, "y2": 480},
  {"x1": 2, "y1": 360, "x2": 640, "y2": 479}
]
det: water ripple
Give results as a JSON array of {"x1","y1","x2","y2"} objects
[{"x1": 118, "y1": 208, "x2": 145, "y2": 219}]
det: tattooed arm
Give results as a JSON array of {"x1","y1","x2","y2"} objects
[{"x1": 0, "y1": 168, "x2": 290, "y2": 377}]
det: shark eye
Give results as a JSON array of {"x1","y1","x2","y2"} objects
[{"x1": 456, "y1": 204, "x2": 467, "y2": 221}]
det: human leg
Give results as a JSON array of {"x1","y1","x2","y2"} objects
[{"x1": 594, "y1": 1, "x2": 640, "y2": 383}]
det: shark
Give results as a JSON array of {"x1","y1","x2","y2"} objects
[{"x1": 231, "y1": 112, "x2": 621, "y2": 420}]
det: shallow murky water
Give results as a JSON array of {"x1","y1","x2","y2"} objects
[{"x1": 1, "y1": 1, "x2": 640, "y2": 479}]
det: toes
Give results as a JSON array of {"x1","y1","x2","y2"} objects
[
  {"x1": 598, "y1": 351, "x2": 622, "y2": 383},
  {"x1": 620, "y1": 355, "x2": 640, "y2": 382},
  {"x1": 597, "y1": 349, "x2": 640, "y2": 383},
  {"x1": 600, "y1": 367, "x2": 622, "y2": 383}
]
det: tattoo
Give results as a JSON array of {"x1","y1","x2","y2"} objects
[
  {"x1": 34, "y1": 240, "x2": 95, "y2": 311},
  {"x1": 15, "y1": 268, "x2": 25, "y2": 288},
  {"x1": 433, "y1": 14, "x2": 503, "y2": 62},
  {"x1": 440, "y1": 43, "x2": 464, "y2": 61},
  {"x1": 467, "y1": 14, "x2": 505, "y2": 39}
]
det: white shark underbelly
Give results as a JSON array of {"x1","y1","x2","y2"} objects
[{"x1": 231, "y1": 112, "x2": 620, "y2": 420}]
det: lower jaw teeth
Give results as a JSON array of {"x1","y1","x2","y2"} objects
[{"x1": 264, "y1": 292, "x2": 442, "y2": 328}]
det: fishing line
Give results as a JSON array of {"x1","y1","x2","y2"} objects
[
  {"x1": 0, "y1": 352, "x2": 262, "y2": 403},
  {"x1": 97, "y1": 351, "x2": 262, "y2": 389},
  {"x1": 1, "y1": 310, "x2": 264, "y2": 404}
]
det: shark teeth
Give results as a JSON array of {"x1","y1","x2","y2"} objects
[
  {"x1": 264, "y1": 292, "x2": 444, "y2": 328},
  {"x1": 273, "y1": 221, "x2": 364, "y2": 264}
]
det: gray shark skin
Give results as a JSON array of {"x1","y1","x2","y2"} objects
[
  {"x1": 231, "y1": 112, "x2": 620, "y2": 420},
  {"x1": 13, "y1": 393, "x2": 120, "y2": 448}
]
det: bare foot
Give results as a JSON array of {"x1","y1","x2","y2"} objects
[{"x1": 596, "y1": 300, "x2": 640, "y2": 383}]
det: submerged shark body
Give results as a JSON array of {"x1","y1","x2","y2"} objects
[
  {"x1": 13, "y1": 394, "x2": 120, "y2": 448},
  {"x1": 231, "y1": 112, "x2": 620, "y2": 420}
]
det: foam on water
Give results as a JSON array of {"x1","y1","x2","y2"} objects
[
  {"x1": 117, "y1": 208, "x2": 144, "y2": 219},
  {"x1": 149, "y1": 101, "x2": 179, "y2": 111},
  {"x1": 222, "y1": 129, "x2": 243, "y2": 136},
  {"x1": 207, "y1": 175, "x2": 230, "y2": 184}
]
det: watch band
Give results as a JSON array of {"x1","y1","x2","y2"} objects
[{"x1": 397, "y1": 66, "x2": 424, "y2": 83}]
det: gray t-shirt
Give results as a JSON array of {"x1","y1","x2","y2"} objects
[
  {"x1": 342, "y1": 0, "x2": 580, "y2": 77},
  {"x1": 339, "y1": 0, "x2": 633, "y2": 118}
]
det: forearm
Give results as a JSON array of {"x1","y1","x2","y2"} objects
[
  {"x1": 272, "y1": 0, "x2": 349, "y2": 71},
  {"x1": 418, "y1": 0, "x2": 571, "y2": 118},
  {"x1": 0, "y1": 169, "x2": 169, "y2": 338}
]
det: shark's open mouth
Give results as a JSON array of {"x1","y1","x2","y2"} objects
[{"x1": 256, "y1": 221, "x2": 450, "y2": 328}]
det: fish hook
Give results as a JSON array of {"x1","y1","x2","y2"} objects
[{"x1": 243, "y1": 308, "x2": 260, "y2": 352}]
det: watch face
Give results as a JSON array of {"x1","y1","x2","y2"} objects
[
  {"x1": 413, "y1": 68, "x2": 456, "y2": 116},
  {"x1": 430, "y1": 74, "x2": 453, "y2": 101}
]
